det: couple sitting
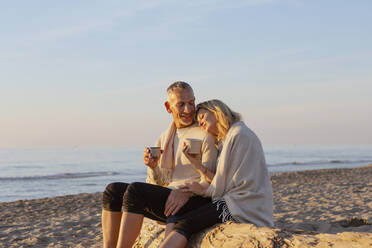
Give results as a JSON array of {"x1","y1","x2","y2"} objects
[{"x1": 102, "y1": 81, "x2": 274, "y2": 248}]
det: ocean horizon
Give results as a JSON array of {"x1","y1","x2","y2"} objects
[{"x1": 1, "y1": 145, "x2": 372, "y2": 203}]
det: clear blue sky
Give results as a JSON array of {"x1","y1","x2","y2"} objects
[{"x1": 1, "y1": 0, "x2": 371, "y2": 148}]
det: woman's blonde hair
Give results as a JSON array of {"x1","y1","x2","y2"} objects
[{"x1": 196, "y1": 99, "x2": 241, "y2": 141}]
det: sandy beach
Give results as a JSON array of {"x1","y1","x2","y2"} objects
[{"x1": 1, "y1": 165, "x2": 371, "y2": 247}]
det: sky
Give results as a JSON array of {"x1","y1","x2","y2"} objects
[{"x1": 1, "y1": 0, "x2": 371, "y2": 148}]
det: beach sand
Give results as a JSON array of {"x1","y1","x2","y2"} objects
[{"x1": 1, "y1": 165, "x2": 371, "y2": 247}]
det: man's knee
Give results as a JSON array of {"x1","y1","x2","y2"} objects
[
  {"x1": 122, "y1": 182, "x2": 147, "y2": 214},
  {"x1": 125, "y1": 182, "x2": 144, "y2": 196},
  {"x1": 102, "y1": 182, "x2": 128, "y2": 212},
  {"x1": 123, "y1": 182, "x2": 146, "y2": 205}
]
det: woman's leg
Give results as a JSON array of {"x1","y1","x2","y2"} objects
[
  {"x1": 165, "y1": 195, "x2": 211, "y2": 239},
  {"x1": 160, "y1": 231, "x2": 188, "y2": 248},
  {"x1": 164, "y1": 223, "x2": 175, "y2": 238},
  {"x1": 160, "y1": 201, "x2": 223, "y2": 247},
  {"x1": 102, "y1": 182, "x2": 129, "y2": 248}
]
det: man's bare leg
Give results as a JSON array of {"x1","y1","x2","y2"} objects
[
  {"x1": 160, "y1": 230, "x2": 187, "y2": 248},
  {"x1": 116, "y1": 212, "x2": 144, "y2": 248},
  {"x1": 102, "y1": 209, "x2": 122, "y2": 248}
]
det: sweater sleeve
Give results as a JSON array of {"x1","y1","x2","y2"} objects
[
  {"x1": 203, "y1": 129, "x2": 236, "y2": 198},
  {"x1": 201, "y1": 134, "x2": 218, "y2": 173},
  {"x1": 227, "y1": 132, "x2": 265, "y2": 194}
]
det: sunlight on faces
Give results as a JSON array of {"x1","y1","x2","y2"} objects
[
  {"x1": 166, "y1": 88, "x2": 195, "y2": 128},
  {"x1": 196, "y1": 108, "x2": 218, "y2": 136}
]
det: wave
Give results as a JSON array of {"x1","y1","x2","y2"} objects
[
  {"x1": 268, "y1": 159, "x2": 372, "y2": 167},
  {"x1": 0, "y1": 171, "x2": 121, "y2": 181}
]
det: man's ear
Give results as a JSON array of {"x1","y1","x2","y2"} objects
[{"x1": 164, "y1": 101, "x2": 172, "y2": 113}]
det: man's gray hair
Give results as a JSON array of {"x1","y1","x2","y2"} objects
[{"x1": 166, "y1": 81, "x2": 192, "y2": 96}]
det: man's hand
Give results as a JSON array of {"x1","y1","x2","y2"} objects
[
  {"x1": 180, "y1": 182, "x2": 207, "y2": 196},
  {"x1": 143, "y1": 148, "x2": 159, "y2": 169},
  {"x1": 164, "y1": 189, "x2": 192, "y2": 216}
]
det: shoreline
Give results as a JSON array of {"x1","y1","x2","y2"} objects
[
  {"x1": 1, "y1": 163, "x2": 369, "y2": 204},
  {"x1": 1, "y1": 165, "x2": 371, "y2": 247}
]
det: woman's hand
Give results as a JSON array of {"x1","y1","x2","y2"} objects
[
  {"x1": 182, "y1": 142, "x2": 201, "y2": 170},
  {"x1": 182, "y1": 142, "x2": 215, "y2": 183},
  {"x1": 180, "y1": 182, "x2": 207, "y2": 196}
]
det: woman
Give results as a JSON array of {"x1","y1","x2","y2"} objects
[
  {"x1": 116, "y1": 99, "x2": 273, "y2": 248},
  {"x1": 159, "y1": 99, "x2": 273, "y2": 247}
]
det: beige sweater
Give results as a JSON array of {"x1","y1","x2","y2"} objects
[
  {"x1": 147, "y1": 123, "x2": 218, "y2": 189},
  {"x1": 205, "y1": 121, "x2": 274, "y2": 227}
]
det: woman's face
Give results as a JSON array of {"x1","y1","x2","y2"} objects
[{"x1": 197, "y1": 109, "x2": 218, "y2": 136}]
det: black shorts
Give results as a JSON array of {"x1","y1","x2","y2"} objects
[
  {"x1": 102, "y1": 182, "x2": 228, "y2": 240},
  {"x1": 102, "y1": 182, "x2": 211, "y2": 224},
  {"x1": 170, "y1": 199, "x2": 231, "y2": 240}
]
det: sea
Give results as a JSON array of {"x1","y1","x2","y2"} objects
[{"x1": 1, "y1": 145, "x2": 372, "y2": 203}]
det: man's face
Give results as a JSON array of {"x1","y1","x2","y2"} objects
[{"x1": 166, "y1": 88, "x2": 195, "y2": 128}]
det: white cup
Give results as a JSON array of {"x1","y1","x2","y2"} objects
[
  {"x1": 149, "y1": 147, "x2": 161, "y2": 158},
  {"x1": 185, "y1": 138, "x2": 202, "y2": 154}
]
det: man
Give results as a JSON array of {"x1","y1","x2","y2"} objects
[{"x1": 102, "y1": 81, "x2": 217, "y2": 248}]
